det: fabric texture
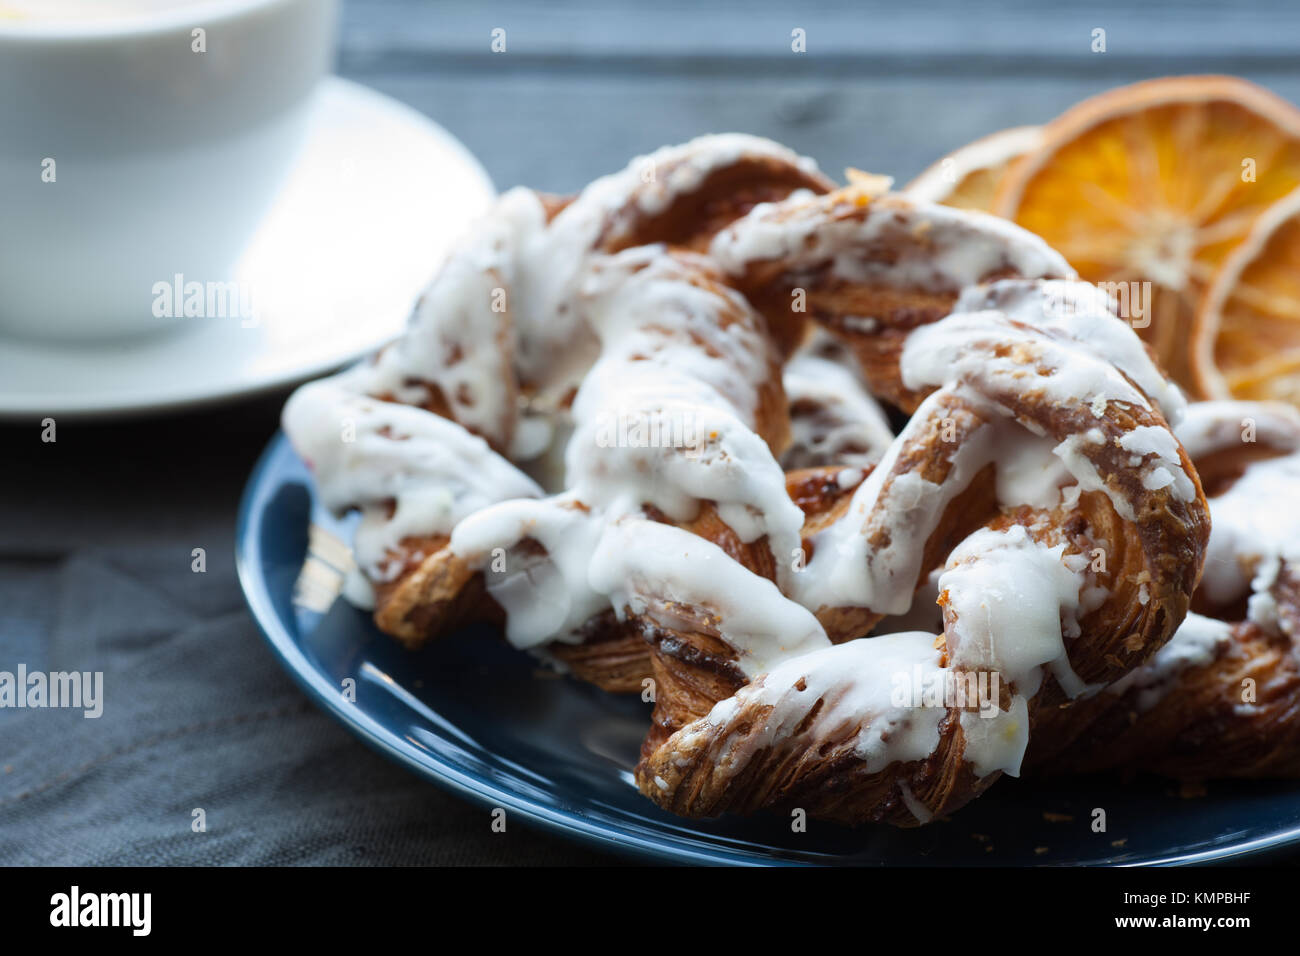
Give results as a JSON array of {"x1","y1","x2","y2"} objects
[{"x1": 0, "y1": 394, "x2": 616, "y2": 865}]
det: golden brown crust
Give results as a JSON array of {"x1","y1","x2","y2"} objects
[
  {"x1": 1030, "y1": 435, "x2": 1300, "y2": 780},
  {"x1": 1030, "y1": 587, "x2": 1300, "y2": 779},
  {"x1": 720, "y1": 193, "x2": 1074, "y2": 410},
  {"x1": 302, "y1": 144, "x2": 1224, "y2": 827},
  {"x1": 365, "y1": 242, "x2": 804, "y2": 688},
  {"x1": 634, "y1": 315, "x2": 1210, "y2": 825},
  {"x1": 372, "y1": 536, "x2": 495, "y2": 649},
  {"x1": 350, "y1": 146, "x2": 829, "y2": 666},
  {"x1": 653, "y1": 253, "x2": 797, "y2": 448},
  {"x1": 547, "y1": 611, "x2": 651, "y2": 694},
  {"x1": 641, "y1": 695, "x2": 995, "y2": 828},
  {"x1": 632, "y1": 471, "x2": 875, "y2": 757},
  {"x1": 595, "y1": 155, "x2": 833, "y2": 256}
]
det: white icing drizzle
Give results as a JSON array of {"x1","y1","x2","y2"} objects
[
  {"x1": 284, "y1": 140, "x2": 1206, "y2": 804},
  {"x1": 1118, "y1": 426, "x2": 1198, "y2": 500},
  {"x1": 573, "y1": 133, "x2": 822, "y2": 236},
  {"x1": 953, "y1": 279, "x2": 1187, "y2": 426},
  {"x1": 941, "y1": 526, "x2": 1087, "y2": 699},
  {"x1": 1197, "y1": 444, "x2": 1300, "y2": 606},
  {"x1": 903, "y1": 304, "x2": 1155, "y2": 419},
  {"x1": 791, "y1": 387, "x2": 1004, "y2": 614},
  {"x1": 588, "y1": 518, "x2": 831, "y2": 676},
  {"x1": 939, "y1": 527, "x2": 1088, "y2": 777},
  {"x1": 897, "y1": 782, "x2": 934, "y2": 824},
  {"x1": 780, "y1": 329, "x2": 895, "y2": 470},
  {"x1": 358, "y1": 187, "x2": 548, "y2": 453},
  {"x1": 1246, "y1": 555, "x2": 1292, "y2": 637},
  {"x1": 1173, "y1": 400, "x2": 1300, "y2": 611},
  {"x1": 900, "y1": 287, "x2": 1196, "y2": 521},
  {"x1": 284, "y1": 133, "x2": 822, "y2": 593},
  {"x1": 1088, "y1": 399, "x2": 1300, "y2": 715},
  {"x1": 450, "y1": 246, "x2": 804, "y2": 648},
  {"x1": 789, "y1": 357, "x2": 1116, "y2": 620},
  {"x1": 709, "y1": 194, "x2": 1072, "y2": 295},
  {"x1": 1107, "y1": 612, "x2": 1235, "y2": 712},
  {"x1": 451, "y1": 494, "x2": 607, "y2": 649},
  {"x1": 573, "y1": 247, "x2": 779, "y2": 433},
  {"x1": 684, "y1": 632, "x2": 948, "y2": 774},
  {"x1": 959, "y1": 696, "x2": 1033, "y2": 781},
  {"x1": 350, "y1": 134, "x2": 824, "y2": 458},
  {"x1": 503, "y1": 134, "x2": 820, "y2": 414},
  {"x1": 1175, "y1": 399, "x2": 1300, "y2": 460},
  {"x1": 281, "y1": 376, "x2": 542, "y2": 581},
  {"x1": 690, "y1": 526, "x2": 1088, "y2": 786},
  {"x1": 670, "y1": 270, "x2": 1190, "y2": 789},
  {"x1": 994, "y1": 431, "x2": 1073, "y2": 510}
]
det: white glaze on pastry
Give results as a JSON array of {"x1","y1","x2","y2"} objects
[
  {"x1": 780, "y1": 329, "x2": 895, "y2": 470},
  {"x1": 282, "y1": 148, "x2": 1205, "y2": 806}
]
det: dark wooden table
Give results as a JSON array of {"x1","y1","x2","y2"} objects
[{"x1": 340, "y1": 0, "x2": 1300, "y2": 192}]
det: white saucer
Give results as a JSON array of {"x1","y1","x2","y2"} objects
[{"x1": 0, "y1": 77, "x2": 495, "y2": 420}]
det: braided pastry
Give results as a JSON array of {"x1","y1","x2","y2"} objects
[
  {"x1": 636, "y1": 278, "x2": 1207, "y2": 824},
  {"x1": 282, "y1": 135, "x2": 1214, "y2": 827},
  {"x1": 284, "y1": 135, "x2": 828, "y2": 676},
  {"x1": 1030, "y1": 400, "x2": 1300, "y2": 778}
]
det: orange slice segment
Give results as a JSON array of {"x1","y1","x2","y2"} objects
[
  {"x1": 1194, "y1": 185, "x2": 1300, "y2": 403},
  {"x1": 906, "y1": 125, "x2": 1042, "y2": 212},
  {"x1": 994, "y1": 75, "x2": 1300, "y2": 391}
]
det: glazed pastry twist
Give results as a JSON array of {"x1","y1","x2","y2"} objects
[
  {"x1": 636, "y1": 278, "x2": 1207, "y2": 825},
  {"x1": 282, "y1": 135, "x2": 1212, "y2": 826},
  {"x1": 284, "y1": 135, "x2": 828, "y2": 672},
  {"x1": 1030, "y1": 400, "x2": 1300, "y2": 778}
]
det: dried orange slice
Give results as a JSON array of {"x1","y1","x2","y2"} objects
[
  {"x1": 994, "y1": 75, "x2": 1300, "y2": 390},
  {"x1": 906, "y1": 126, "x2": 1042, "y2": 211},
  {"x1": 1193, "y1": 185, "x2": 1300, "y2": 403}
]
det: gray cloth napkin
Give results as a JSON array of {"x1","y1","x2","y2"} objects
[{"x1": 0, "y1": 393, "x2": 616, "y2": 865}]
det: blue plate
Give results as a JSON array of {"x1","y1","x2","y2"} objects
[{"x1": 237, "y1": 432, "x2": 1300, "y2": 865}]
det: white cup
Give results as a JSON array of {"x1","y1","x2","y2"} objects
[{"x1": 0, "y1": 0, "x2": 338, "y2": 341}]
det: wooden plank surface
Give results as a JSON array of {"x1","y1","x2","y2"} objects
[{"x1": 336, "y1": 0, "x2": 1300, "y2": 191}]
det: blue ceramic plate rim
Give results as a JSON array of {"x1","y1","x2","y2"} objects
[{"x1": 237, "y1": 431, "x2": 1300, "y2": 866}]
